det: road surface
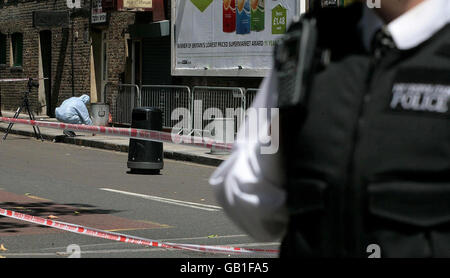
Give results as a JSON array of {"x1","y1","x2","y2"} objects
[{"x1": 0, "y1": 132, "x2": 280, "y2": 258}]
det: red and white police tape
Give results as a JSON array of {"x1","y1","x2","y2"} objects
[
  {"x1": 0, "y1": 117, "x2": 233, "y2": 151},
  {"x1": 0, "y1": 78, "x2": 31, "y2": 82},
  {"x1": 0, "y1": 78, "x2": 48, "y2": 82},
  {"x1": 0, "y1": 207, "x2": 279, "y2": 255},
  {"x1": 0, "y1": 117, "x2": 268, "y2": 254}
]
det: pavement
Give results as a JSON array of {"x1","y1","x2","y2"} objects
[{"x1": 0, "y1": 111, "x2": 230, "y2": 167}]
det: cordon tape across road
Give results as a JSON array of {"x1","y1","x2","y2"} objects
[
  {"x1": 0, "y1": 117, "x2": 279, "y2": 255},
  {"x1": 0, "y1": 208, "x2": 278, "y2": 255},
  {"x1": 0, "y1": 117, "x2": 233, "y2": 151}
]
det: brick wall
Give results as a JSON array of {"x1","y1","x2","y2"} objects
[
  {"x1": 0, "y1": 0, "x2": 83, "y2": 115},
  {"x1": 0, "y1": 0, "x2": 133, "y2": 117},
  {"x1": 102, "y1": 11, "x2": 135, "y2": 105}
]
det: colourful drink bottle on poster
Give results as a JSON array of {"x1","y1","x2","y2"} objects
[
  {"x1": 236, "y1": 0, "x2": 250, "y2": 34},
  {"x1": 223, "y1": 0, "x2": 236, "y2": 33},
  {"x1": 250, "y1": 0, "x2": 264, "y2": 31}
]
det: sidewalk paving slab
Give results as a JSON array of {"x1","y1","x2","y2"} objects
[{"x1": 0, "y1": 111, "x2": 229, "y2": 167}]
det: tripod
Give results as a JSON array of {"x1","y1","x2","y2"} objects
[{"x1": 2, "y1": 78, "x2": 44, "y2": 141}]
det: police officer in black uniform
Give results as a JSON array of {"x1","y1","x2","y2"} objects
[
  {"x1": 210, "y1": 0, "x2": 450, "y2": 258},
  {"x1": 278, "y1": 0, "x2": 450, "y2": 258}
]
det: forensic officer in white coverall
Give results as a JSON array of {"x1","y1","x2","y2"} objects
[{"x1": 55, "y1": 94, "x2": 93, "y2": 137}]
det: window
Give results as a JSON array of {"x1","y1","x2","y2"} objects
[
  {"x1": 11, "y1": 33, "x2": 23, "y2": 67},
  {"x1": 0, "y1": 33, "x2": 6, "y2": 65}
]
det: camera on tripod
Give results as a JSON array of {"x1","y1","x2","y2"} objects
[
  {"x1": 2, "y1": 77, "x2": 44, "y2": 141},
  {"x1": 25, "y1": 78, "x2": 39, "y2": 92},
  {"x1": 19, "y1": 78, "x2": 39, "y2": 99}
]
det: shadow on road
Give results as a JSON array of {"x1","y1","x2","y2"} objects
[
  {"x1": 126, "y1": 169, "x2": 161, "y2": 176},
  {"x1": 0, "y1": 135, "x2": 32, "y2": 141},
  {"x1": 0, "y1": 201, "x2": 121, "y2": 233}
]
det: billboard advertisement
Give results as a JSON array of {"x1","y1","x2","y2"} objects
[{"x1": 171, "y1": 0, "x2": 303, "y2": 77}]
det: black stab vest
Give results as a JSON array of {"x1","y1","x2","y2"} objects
[{"x1": 280, "y1": 24, "x2": 450, "y2": 258}]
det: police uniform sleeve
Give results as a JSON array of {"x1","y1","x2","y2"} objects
[{"x1": 209, "y1": 69, "x2": 288, "y2": 242}]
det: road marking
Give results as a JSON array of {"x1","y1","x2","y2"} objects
[
  {"x1": 41, "y1": 234, "x2": 250, "y2": 251},
  {"x1": 105, "y1": 225, "x2": 171, "y2": 232},
  {"x1": 0, "y1": 252, "x2": 58, "y2": 257},
  {"x1": 162, "y1": 234, "x2": 249, "y2": 242},
  {"x1": 137, "y1": 220, "x2": 173, "y2": 228},
  {"x1": 170, "y1": 159, "x2": 217, "y2": 169},
  {"x1": 24, "y1": 193, "x2": 51, "y2": 201},
  {"x1": 15, "y1": 242, "x2": 280, "y2": 257},
  {"x1": 99, "y1": 188, "x2": 222, "y2": 212},
  {"x1": 7, "y1": 246, "x2": 279, "y2": 257}
]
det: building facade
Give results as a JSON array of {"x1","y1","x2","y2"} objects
[
  {"x1": 0, "y1": 0, "x2": 170, "y2": 118},
  {"x1": 1, "y1": 0, "x2": 305, "y2": 121}
]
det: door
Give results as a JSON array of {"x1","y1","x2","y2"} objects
[
  {"x1": 101, "y1": 31, "x2": 108, "y2": 103},
  {"x1": 141, "y1": 36, "x2": 172, "y2": 85},
  {"x1": 39, "y1": 30, "x2": 52, "y2": 116},
  {"x1": 132, "y1": 40, "x2": 142, "y2": 86},
  {"x1": 92, "y1": 29, "x2": 108, "y2": 103},
  {"x1": 131, "y1": 40, "x2": 141, "y2": 107}
]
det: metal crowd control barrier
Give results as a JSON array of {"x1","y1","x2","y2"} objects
[
  {"x1": 106, "y1": 83, "x2": 141, "y2": 126},
  {"x1": 245, "y1": 88, "x2": 259, "y2": 109},
  {"x1": 191, "y1": 86, "x2": 245, "y2": 140},
  {"x1": 140, "y1": 85, "x2": 192, "y2": 132},
  {"x1": 103, "y1": 83, "x2": 258, "y2": 153}
]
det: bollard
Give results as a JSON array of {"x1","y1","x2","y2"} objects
[{"x1": 127, "y1": 107, "x2": 164, "y2": 174}]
